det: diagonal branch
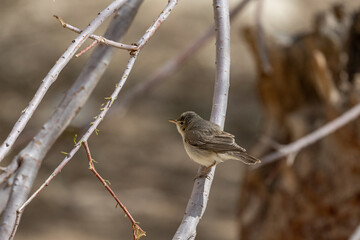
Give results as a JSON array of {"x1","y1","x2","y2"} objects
[
  {"x1": 75, "y1": 39, "x2": 100, "y2": 58},
  {"x1": 0, "y1": 1, "x2": 143, "y2": 239},
  {"x1": 0, "y1": 0, "x2": 129, "y2": 164},
  {"x1": 114, "y1": 0, "x2": 252, "y2": 116},
  {"x1": 254, "y1": 102, "x2": 360, "y2": 168},
  {"x1": 172, "y1": 0, "x2": 231, "y2": 239},
  {"x1": 5, "y1": 0, "x2": 179, "y2": 239}
]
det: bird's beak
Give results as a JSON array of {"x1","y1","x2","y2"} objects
[{"x1": 168, "y1": 119, "x2": 177, "y2": 124}]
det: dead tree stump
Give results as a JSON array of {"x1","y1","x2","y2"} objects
[{"x1": 238, "y1": 5, "x2": 360, "y2": 240}]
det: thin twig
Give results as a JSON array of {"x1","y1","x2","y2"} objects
[
  {"x1": 82, "y1": 141, "x2": 145, "y2": 240},
  {"x1": 11, "y1": 0, "x2": 178, "y2": 238},
  {"x1": 255, "y1": 0, "x2": 272, "y2": 74},
  {"x1": 0, "y1": 1, "x2": 143, "y2": 239},
  {"x1": 136, "y1": 2, "x2": 178, "y2": 49},
  {"x1": 75, "y1": 40, "x2": 99, "y2": 57},
  {"x1": 172, "y1": 0, "x2": 230, "y2": 239},
  {"x1": 54, "y1": 15, "x2": 138, "y2": 51},
  {"x1": 253, "y1": 102, "x2": 360, "y2": 169},
  {"x1": 0, "y1": 0, "x2": 129, "y2": 165},
  {"x1": 114, "y1": 0, "x2": 252, "y2": 116}
]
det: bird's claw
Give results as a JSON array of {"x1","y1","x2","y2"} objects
[{"x1": 193, "y1": 172, "x2": 211, "y2": 181}]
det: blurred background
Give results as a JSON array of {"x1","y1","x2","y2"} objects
[{"x1": 0, "y1": 0, "x2": 359, "y2": 239}]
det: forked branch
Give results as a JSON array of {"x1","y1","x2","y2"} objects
[
  {"x1": 7, "y1": 0, "x2": 179, "y2": 239},
  {"x1": 115, "y1": 0, "x2": 252, "y2": 116},
  {"x1": 0, "y1": 0, "x2": 129, "y2": 164}
]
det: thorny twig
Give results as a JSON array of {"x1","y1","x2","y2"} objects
[
  {"x1": 11, "y1": 0, "x2": 178, "y2": 238},
  {"x1": 12, "y1": 54, "x2": 138, "y2": 240},
  {"x1": 54, "y1": 15, "x2": 138, "y2": 52},
  {"x1": 0, "y1": 0, "x2": 129, "y2": 165},
  {"x1": 82, "y1": 141, "x2": 145, "y2": 240},
  {"x1": 0, "y1": 1, "x2": 143, "y2": 239}
]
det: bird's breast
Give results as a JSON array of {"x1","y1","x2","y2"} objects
[{"x1": 183, "y1": 141, "x2": 222, "y2": 167}]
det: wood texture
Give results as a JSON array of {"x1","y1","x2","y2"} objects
[{"x1": 239, "y1": 5, "x2": 360, "y2": 240}]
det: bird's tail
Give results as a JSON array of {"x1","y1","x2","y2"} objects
[{"x1": 229, "y1": 151, "x2": 261, "y2": 165}]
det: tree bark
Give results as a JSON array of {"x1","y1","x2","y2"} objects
[{"x1": 239, "y1": 5, "x2": 360, "y2": 240}]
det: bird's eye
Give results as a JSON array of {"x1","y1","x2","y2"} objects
[{"x1": 179, "y1": 121, "x2": 184, "y2": 125}]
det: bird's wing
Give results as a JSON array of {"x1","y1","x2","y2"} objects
[{"x1": 185, "y1": 129, "x2": 246, "y2": 152}]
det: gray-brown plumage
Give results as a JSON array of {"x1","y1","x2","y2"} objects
[{"x1": 169, "y1": 111, "x2": 261, "y2": 167}]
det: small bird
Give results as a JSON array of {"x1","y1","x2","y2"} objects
[{"x1": 169, "y1": 111, "x2": 260, "y2": 174}]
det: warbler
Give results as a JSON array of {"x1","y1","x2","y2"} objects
[{"x1": 169, "y1": 111, "x2": 260, "y2": 172}]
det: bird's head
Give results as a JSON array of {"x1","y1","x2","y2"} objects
[{"x1": 169, "y1": 111, "x2": 200, "y2": 137}]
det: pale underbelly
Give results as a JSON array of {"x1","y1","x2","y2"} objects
[{"x1": 183, "y1": 142, "x2": 224, "y2": 167}]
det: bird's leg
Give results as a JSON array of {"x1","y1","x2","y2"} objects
[{"x1": 195, "y1": 162, "x2": 216, "y2": 180}]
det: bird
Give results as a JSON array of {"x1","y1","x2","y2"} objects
[{"x1": 169, "y1": 111, "x2": 260, "y2": 175}]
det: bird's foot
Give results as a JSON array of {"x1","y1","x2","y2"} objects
[
  {"x1": 193, "y1": 162, "x2": 216, "y2": 180},
  {"x1": 193, "y1": 172, "x2": 210, "y2": 180}
]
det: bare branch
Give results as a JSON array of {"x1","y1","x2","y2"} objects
[
  {"x1": 254, "y1": 102, "x2": 360, "y2": 168},
  {"x1": 115, "y1": 0, "x2": 252, "y2": 116},
  {"x1": 54, "y1": 15, "x2": 138, "y2": 51},
  {"x1": 3, "y1": 1, "x2": 179, "y2": 239},
  {"x1": 210, "y1": 0, "x2": 231, "y2": 127},
  {"x1": 75, "y1": 40, "x2": 100, "y2": 58},
  {"x1": 136, "y1": 0, "x2": 179, "y2": 50},
  {"x1": 11, "y1": 53, "x2": 138, "y2": 240},
  {"x1": 82, "y1": 141, "x2": 145, "y2": 240},
  {"x1": 172, "y1": 0, "x2": 231, "y2": 239},
  {"x1": 0, "y1": 1, "x2": 143, "y2": 239},
  {"x1": 0, "y1": 0, "x2": 129, "y2": 164}
]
